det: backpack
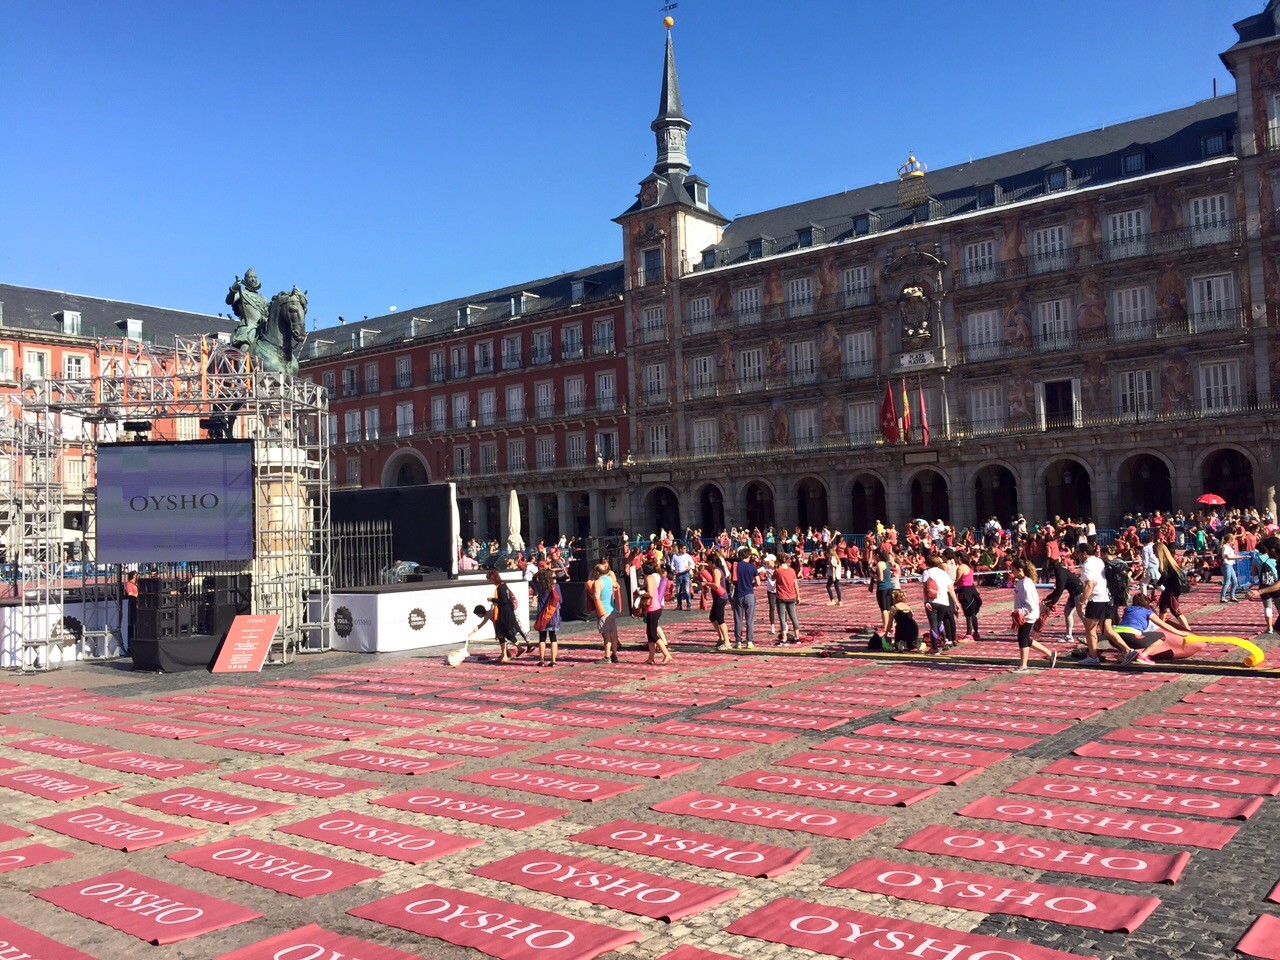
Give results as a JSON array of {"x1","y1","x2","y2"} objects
[
  {"x1": 1104, "y1": 559, "x2": 1130, "y2": 604},
  {"x1": 1258, "y1": 556, "x2": 1278, "y2": 589}
]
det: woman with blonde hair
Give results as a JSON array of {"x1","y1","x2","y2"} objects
[
  {"x1": 1012, "y1": 559, "x2": 1057, "y2": 672},
  {"x1": 1155, "y1": 541, "x2": 1191, "y2": 631}
]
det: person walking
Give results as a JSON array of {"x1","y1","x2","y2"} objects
[
  {"x1": 825, "y1": 546, "x2": 843, "y2": 606},
  {"x1": 774, "y1": 552, "x2": 801, "y2": 644},
  {"x1": 639, "y1": 560, "x2": 673, "y2": 664},
  {"x1": 700, "y1": 558, "x2": 731, "y2": 649},
  {"x1": 762, "y1": 555, "x2": 779, "y2": 634},
  {"x1": 1011, "y1": 559, "x2": 1056, "y2": 673},
  {"x1": 532, "y1": 568, "x2": 562, "y2": 667},
  {"x1": 954, "y1": 549, "x2": 983, "y2": 642},
  {"x1": 1155, "y1": 540, "x2": 1192, "y2": 631},
  {"x1": 921, "y1": 554, "x2": 960, "y2": 651},
  {"x1": 1077, "y1": 542, "x2": 1136, "y2": 666},
  {"x1": 591, "y1": 560, "x2": 622, "y2": 663},
  {"x1": 731, "y1": 548, "x2": 760, "y2": 650},
  {"x1": 1219, "y1": 532, "x2": 1240, "y2": 603}
]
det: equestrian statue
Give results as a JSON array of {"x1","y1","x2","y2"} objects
[{"x1": 225, "y1": 267, "x2": 308, "y2": 375}]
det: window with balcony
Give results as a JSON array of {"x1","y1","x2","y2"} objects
[
  {"x1": 595, "y1": 370, "x2": 617, "y2": 411},
  {"x1": 788, "y1": 340, "x2": 817, "y2": 384},
  {"x1": 843, "y1": 331, "x2": 875, "y2": 377},
  {"x1": 846, "y1": 401, "x2": 877, "y2": 443},
  {"x1": 326, "y1": 413, "x2": 338, "y2": 444},
  {"x1": 1191, "y1": 273, "x2": 1236, "y2": 330},
  {"x1": 1118, "y1": 369, "x2": 1155, "y2": 420},
  {"x1": 1112, "y1": 286, "x2": 1152, "y2": 340},
  {"x1": 63, "y1": 354, "x2": 88, "y2": 379},
  {"x1": 596, "y1": 430, "x2": 618, "y2": 466},
  {"x1": 346, "y1": 458, "x2": 360, "y2": 485},
  {"x1": 502, "y1": 334, "x2": 522, "y2": 369},
  {"x1": 646, "y1": 423, "x2": 670, "y2": 457},
  {"x1": 430, "y1": 351, "x2": 446, "y2": 383},
  {"x1": 740, "y1": 413, "x2": 765, "y2": 451},
  {"x1": 453, "y1": 445, "x2": 471, "y2": 477},
  {"x1": 1199, "y1": 360, "x2": 1240, "y2": 412},
  {"x1": 643, "y1": 362, "x2": 668, "y2": 403},
  {"x1": 452, "y1": 394, "x2": 471, "y2": 429},
  {"x1": 474, "y1": 340, "x2": 494, "y2": 374},
  {"x1": 505, "y1": 384, "x2": 525, "y2": 422},
  {"x1": 364, "y1": 361, "x2": 380, "y2": 393},
  {"x1": 1034, "y1": 298, "x2": 1074, "y2": 350},
  {"x1": 480, "y1": 442, "x2": 498, "y2": 475},
  {"x1": 431, "y1": 396, "x2": 447, "y2": 431},
  {"x1": 691, "y1": 418, "x2": 718, "y2": 456},
  {"x1": 478, "y1": 388, "x2": 496, "y2": 426},
  {"x1": 364, "y1": 407, "x2": 380, "y2": 441},
  {"x1": 1030, "y1": 225, "x2": 1067, "y2": 274},
  {"x1": 735, "y1": 285, "x2": 762, "y2": 325},
  {"x1": 962, "y1": 240, "x2": 995, "y2": 285},
  {"x1": 395, "y1": 355, "x2": 412, "y2": 388},
  {"x1": 968, "y1": 386, "x2": 1003, "y2": 435},
  {"x1": 1036, "y1": 378, "x2": 1082, "y2": 430},
  {"x1": 396, "y1": 401, "x2": 414, "y2": 437},
  {"x1": 561, "y1": 324, "x2": 583, "y2": 360},
  {"x1": 344, "y1": 410, "x2": 361, "y2": 443},
  {"x1": 341, "y1": 367, "x2": 358, "y2": 396},
  {"x1": 641, "y1": 246, "x2": 664, "y2": 286},
  {"x1": 535, "y1": 381, "x2": 555, "y2": 418},
  {"x1": 567, "y1": 433, "x2": 587, "y2": 467},
  {"x1": 737, "y1": 348, "x2": 764, "y2": 391},
  {"x1": 1107, "y1": 209, "x2": 1147, "y2": 259},
  {"x1": 531, "y1": 330, "x2": 552, "y2": 365},
  {"x1": 785, "y1": 276, "x2": 814, "y2": 317},
  {"x1": 687, "y1": 295, "x2": 713, "y2": 332},
  {"x1": 592, "y1": 318, "x2": 615, "y2": 355},
  {"x1": 507, "y1": 439, "x2": 527, "y2": 472},
  {"x1": 450, "y1": 346, "x2": 467, "y2": 379},
  {"x1": 321, "y1": 369, "x2": 335, "y2": 396},
  {"x1": 640, "y1": 305, "x2": 666, "y2": 343},
  {"x1": 689, "y1": 355, "x2": 715, "y2": 397},
  {"x1": 792, "y1": 408, "x2": 819, "y2": 449},
  {"x1": 1189, "y1": 194, "x2": 1231, "y2": 245},
  {"x1": 536, "y1": 437, "x2": 557, "y2": 471},
  {"x1": 564, "y1": 376, "x2": 585, "y2": 415},
  {"x1": 841, "y1": 264, "x2": 872, "y2": 307},
  {"x1": 964, "y1": 309, "x2": 1002, "y2": 360}
]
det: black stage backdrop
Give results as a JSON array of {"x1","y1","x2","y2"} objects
[{"x1": 332, "y1": 483, "x2": 456, "y2": 574}]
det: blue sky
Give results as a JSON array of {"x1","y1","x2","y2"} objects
[{"x1": 0, "y1": 0, "x2": 1259, "y2": 324}]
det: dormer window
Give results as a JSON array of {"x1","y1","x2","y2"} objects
[
  {"x1": 456, "y1": 305, "x2": 479, "y2": 328},
  {"x1": 511, "y1": 292, "x2": 539, "y2": 317},
  {"x1": 747, "y1": 236, "x2": 775, "y2": 260},
  {"x1": 1202, "y1": 131, "x2": 1229, "y2": 157},
  {"x1": 55, "y1": 310, "x2": 82, "y2": 335},
  {"x1": 123, "y1": 318, "x2": 142, "y2": 340},
  {"x1": 1122, "y1": 151, "x2": 1146, "y2": 174},
  {"x1": 975, "y1": 184, "x2": 1001, "y2": 209},
  {"x1": 914, "y1": 202, "x2": 931, "y2": 223},
  {"x1": 570, "y1": 280, "x2": 585, "y2": 303},
  {"x1": 691, "y1": 180, "x2": 708, "y2": 208},
  {"x1": 796, "y1": 224, "x2": 824, "y2": 249},
  {"x1": 1045, "y1": 167, "x2": 1069, "y2": 192},
  {"x1": 701, "y1": 247, "x2": 717, "y2": 269},
  {"x1": 853, "y1": 213, "x2": 880, "y2": 237}
]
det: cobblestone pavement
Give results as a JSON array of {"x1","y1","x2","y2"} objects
[{"x1": 0, "y1": 606, "x2": 1277, "y2": 960}]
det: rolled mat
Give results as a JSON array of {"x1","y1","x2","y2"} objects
[
  {"x1": 651, "y1": 790, "x2": 886, "y2": 840},
  {"x1": 35, "y1": 869, "x2": 261, "y2": 945},
  {"x1": 957, "y1": 795, "x2": 1238, "y2": 848},
  {"x1": 350, "y1": 882, "x2": 642, "y2": 960},
  {"x1": 898, "y1": 823, "x2": 1189, "y2": 884},
  {"x1": 1237, "y1": 914, "x2": 1280, "y2": 960},
  {"x1": 826, "y1": 856, "x2": 1161, "y2": 931},
  {"x1": 213, "y1": 923, "x2": 430, "y2": 960},
  {"x1": 569, "y1": 818, "x2": 809, "y2": 878},
  {"x1": 470, "y1": 849, "x2": 737, "y2": 921},
  {"x1": 725, "y1": 896, "x2": 1099, "y2": 960}
]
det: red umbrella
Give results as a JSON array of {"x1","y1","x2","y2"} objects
[{"x1": 1196, "y1": 493, "x2": 1226, "y2": 506}]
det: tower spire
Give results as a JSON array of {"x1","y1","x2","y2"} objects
[{"x1": 651, "y1": 22, "x2": 691, "y2": 175}]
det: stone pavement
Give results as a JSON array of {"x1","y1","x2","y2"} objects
[{"x1": 0, "y1": 620, "x2": 1276, "y2": 960}]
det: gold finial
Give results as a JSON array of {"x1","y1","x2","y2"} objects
[
  {"x1": 663, "y1": 15, "x2": 675, "y2": 28},
  {"x1": 898, "y1": 153, "x2": 927, "y2": 179}
]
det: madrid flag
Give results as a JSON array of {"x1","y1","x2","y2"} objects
[{"x1": 880, "y1": 383, "x2": 899, "y2": 443}]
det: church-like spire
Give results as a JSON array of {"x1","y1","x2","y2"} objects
[{"x1": 651, "y1": 24, "x2": 691, "y2": 175}]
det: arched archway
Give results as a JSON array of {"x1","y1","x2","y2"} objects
[
  {"x1": 909, "y1": 470, "x2": 950, "y2": 523},
  {"x1": 1044, "y1": 458, "x2": 1093, "y2": 521},
  {"x1": 1202, "y1": 448, "x2": 1255, "y2": 508},
  {"x1": 796, "y1": 477, "x2": 829, "y2": 529},
  {"x1": 380, "y1": 449, "x2": 430, "y2": 488},
  {"x1": 974, "y1": 464, "x2": 1018, "y2": 526},
  {"x1": 742, "y1": 481, "x2": 775, "y2": 531},
  {"x1": 851, "y1": 474, "x2": 887, "y2": 533},
  {"x1": 1117, "y1": 454, "x2": 1172, "y2": 515},
  {"x1": 698, "y1": 484, "x2": 725, "y2": 534},
  {"x1": 644, "y1": 486, "x2": 681, "y2": 534}
]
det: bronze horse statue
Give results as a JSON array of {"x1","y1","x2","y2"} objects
[{"x1": 251, "y1": 287, "x2": 308, "y2": 376}]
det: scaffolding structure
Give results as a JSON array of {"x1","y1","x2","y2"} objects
[{"x1": 10, "y1": 335, "x2": 330, "y2": 667}]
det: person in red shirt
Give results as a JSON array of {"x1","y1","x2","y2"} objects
[{"x1": 773, "y1": 553, "x2": 800, "y2": 643}]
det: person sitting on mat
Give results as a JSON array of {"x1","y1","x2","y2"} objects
[
  {"x1": 1011, "y1": 559, "x2": 1057, "y2": 673},
  {"x1": 1114, "y1": 592, "x2": 1196, "y2": 664},
  {"x1": 889, "y1": 589, "x2": 919, "y2": 653}
]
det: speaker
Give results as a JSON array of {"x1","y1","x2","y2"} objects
[{"x1": 558, "y1": 581, "x2": 596, "y2": 622}]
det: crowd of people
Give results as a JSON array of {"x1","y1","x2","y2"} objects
[{"x1": 461, "y1": 505, "x2": 1277, "y2": 669}]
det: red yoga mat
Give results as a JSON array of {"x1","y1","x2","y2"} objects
[
  {"x1": 894, "y1": 709, "x2": 1071, "y2": 735},
  {"x1": 721, "y1": 769, "x2": 938, "y2": 807},
  {"x1": 732, "y1": 699, "x2": 881, "y2": 719},
  {"x1": 127, "y1": 787, "x2": 294, "y2": 824},
  {"x1": 1041, "y1": 757, "x2": 1280, "y2": 796},
  {"x1": 816, "y1": 735, "x2": 1010, "y2": 768},
  {"x1": 441, "y1": 689, "x2": 541, "y2": 705},
  {"x1": 0, "y1": 917, "x2": 96, "y2": 960},
  {"x1": 775, "y1": 751, "x2": 983, "y2": 785},
  {"x1": 351, "y1": 882, "x2": 641, "y2": 960},
  {"x1": 1166, "y1": 704, "x2": 1280, "y2": 721},
  {"x1": 441, "y1": 720, "x2": 578, "y2": 742},
  {"x1": 326, "y1": 708, "x2": 437, "y2": 726},
  {"x1": 775, "y1": 690, "x2": 918, "y2": 707},
  {"x1": 277, "y1": 809, "x2": 482, "y2": 864},
  {"x1": 0, "y1": 768, "x2": 121, "y2": 803},
  {"x1": 372, "y1": 786, "x2": 566, "y2": 830},
  {"x1": 182, "y1": 710, "x2": 267, "y2": 728},
  {"x1": 471, "y1": 849, "x2": 738, "y2": 921},
  {"x1": 221, "y1": 764, "x2": 380, "y2": 797},
  {"x1": 898, "y1": 823, "x2": 1190, "y2": 884},
  {"x1": 34, "y1": 804, "x2": 205, "y2": 851},
  {"x1": 527, "y1": 749, "x2": 698, "y2": 779},
  {"x1": 213, "y1": 923, "x2": 431, "y2": 960},
  {"x1": 268, "y1": 720, "x2": 382, "y2": 740},
  {"x1": 584, "y1": 734, "x2": 753, "y2": 759},
  {"x1": 970, "y1": 691, "x2": 1127, "y2": 710},
  {"x1": 9, "y1": 735, "x2": 121, "y2": 759},
  {"x1": 957, "y1": 796, "x2": 1239, "y2": 848},
  {"x1": 392, "y1": 701, "x2": 488, "y2": 715},
  {"x1": 1005, "y1": 775, "x2": 1264, "y2": 820},
  {"x1": 657, "y1": 947, "x2": 741, "y2": 960},
  {"x1": 652, "y1": 790, "x2": 885, "y2": 840},
  {"x1": 0, "y1": 824, "x2": 30, "y2": 842},
  {"x1": 644, "y1": 720, "x2": 798, "y2": 744},
  {"x1": 851, "y1": 722, "x2": 1040, "y2": 751},
  {"x1": 502, "y1": 707, "x2": 633, "y2": 728},
  {"x1": 37, "y1": 708, "x2": 132, "y2": 727},
  {"x1": 169, "y1": 835, "x2": 381, "y2": 897},
  {"x1": 694, "y1": 709, "x2": 850, "y2": 731},
  {"x1": 1073, "y1": 741, "x2": 1280, "y2": 776},
  {"x1": 0, "y1": 843, "x2": 74, "y2": 873},
  {"x1": 196, "y1": 733, "x2": 323, "y2": 755},
  {"x1": 380, "y1": 732, "x2": 525, "y2": 757},
  {"x1": 309, "y1": 749, "x2": 463, "y2": 776},
  {"x1": 559, "y1": 699, "x2": 684, "y2": 717},
  {"x1": 459, "y1": 766, "x2": 641, "y2": 802},
  {"x1": 1135, "y1": 714, "x2": 1280, "y2": 737},
  {"x1": 35, "y1": 869, "x2": 261, "y2": 945},
  {"x1": 570, "y1": 818, "x2": 809, "y2": 877},
  {"x1": 80, "y1": 751, "x2": 215, "y2": 780},
  {"x1": 106, "y1": 701, "x2": 183, "y2": 716},
  {"x1": 1271, "y1": 879, "x2": 1280, "y2": 904},
  {"x1": 115, "y1": 719, "x2": 225, "y2": 739},
  {"x1": 942, "y1": 700, "x2": 1101, "y2": 721},
  {"x1": 726, "y1": 896, "x2": 1099, "y2": 960},
  {"x1": 826, "y1": 856, "x2": 1160, "y2": 931},
  {"x1": 1238, "y1": 914, "x2": 1280, "y2": 960},
  {"x1": 1102, "y1": 728, "x2": 1280, "y2": 754}
]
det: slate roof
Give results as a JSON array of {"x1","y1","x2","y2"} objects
[
  {"x1": 707, "y1": 95, "x2": 1238, "y2": 266},
  {"x1": 0, "y1": 283, "x2": 232, "y2": 342},
  {"x1": 306, "y1": 261, "x2": 625, "y2": 361}
]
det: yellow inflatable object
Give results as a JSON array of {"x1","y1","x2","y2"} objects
[{"x1": 1184, "y1": 633, "x2": 1266, "y2": 668}]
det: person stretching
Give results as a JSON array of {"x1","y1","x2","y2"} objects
[{"x1": 1011, "y1": 559, "x2": 1057, "y2": 673}]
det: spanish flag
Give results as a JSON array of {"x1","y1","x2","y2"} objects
[
  {"x1": 918, "y1": 383, "x2": 930, "y2": 446},
  {"x1": 900, "y1": 379, "x2": 912, "y2": 443}
]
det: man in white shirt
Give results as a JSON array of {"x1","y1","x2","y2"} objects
[
  {"x1": 669, "y1": 542, "x2": 695, "y2": 611},
  {"x1": 1141, "y1": 540, "x2": 1159, "y2": 596}
]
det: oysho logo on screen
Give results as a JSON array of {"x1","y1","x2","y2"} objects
[
  {"x1": 127, "y1": 494, "x2": 221, "y2": 511},
  {"x1": 334, "y1": 607, "x2": 355, "y2": 638},
  {"x1": 408, "y1": 608, "x2": 426, "y2": 631}
]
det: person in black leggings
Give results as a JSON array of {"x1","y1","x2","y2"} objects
[{"x1": 1042, "y1": 556, "x2": 1083, "y2": 642}]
